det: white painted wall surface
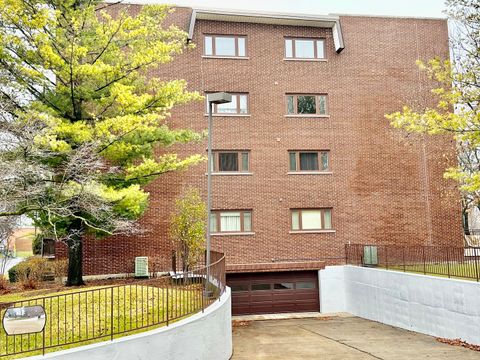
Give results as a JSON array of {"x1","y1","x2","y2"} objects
[
  {"x1": 320, "y1": 265, "x2": 480, "y2": 345},
  {"x1": 31, "y1": 288, "x2": 232, "y2": 360},
  {"x1": 318, "y1": 266, "x2": 345, "y2": 313}
]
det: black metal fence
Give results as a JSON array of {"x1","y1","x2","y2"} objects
[
  {"x1": 345, "y1": 244, "x2": 480, "y2": 281},
  {"x1": 0, "y1": 252, "x2": 226, "y2": 358}
]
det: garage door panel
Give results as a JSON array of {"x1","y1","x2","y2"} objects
[
  {"x1": 250, "y1": 293, "x2": 273, "y2": 302},
  {"x1": 227, "y1": 271, "x2": 319, "y2": 315},
  {"x1": 272, "y1": 292, "x2": 296, "y2": 301}
]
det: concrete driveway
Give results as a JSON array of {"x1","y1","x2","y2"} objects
[{"x1": 232, "y1": 315, "x2": 480, "y2": 360}]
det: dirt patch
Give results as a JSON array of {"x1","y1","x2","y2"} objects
[
  {"x1": 315, "y1": 316, "x2": 334, "y2": 321},
  {"x1": 232, "y1": 320, "x2": 251, "y2": 328},
  {"x1": 436, "y1": 338, "x2": 480, "y2": 352}
]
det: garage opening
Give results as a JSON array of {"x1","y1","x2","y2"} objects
[{"x1": 227, "y1": 271, "x2": 319, "y2": 315}]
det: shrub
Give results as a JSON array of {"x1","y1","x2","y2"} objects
[
  {"x1": 8, "y1": 264, "x2": 20, "y2": 283},
  {"x1": 0, "y1": 276, "x2": 9, "y2": 291},
  {"x1": 32, "y1": 233, "x2": 42, "y2": 255},
  {"x1": 8, "y1": 257, "x2": 52, "y2": 285},
  {"x1": 52, "y1": 259, "x2": 68, "y2": 279}
]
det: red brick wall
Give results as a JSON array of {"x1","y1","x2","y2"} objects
[{"x1": 62, "y1": 7, "x2": 462, "y2": 275}]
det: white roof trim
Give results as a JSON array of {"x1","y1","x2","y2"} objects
[{"x1": 188, "y1": 8, "x2": 345, "y2": 53}]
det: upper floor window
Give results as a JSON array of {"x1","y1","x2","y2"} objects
[
  {"x1": 204, "y1": 35, "x2": 247, "y2": 57},
  {"x1": 285, "y1": 38, "x2": 325, "y2": 59},
  {"x1": 210, "y1": 210, "x2": 252, "y2": 233},
  {"x1": 289, "y1": 151, "x2": 329, "y2": 172},
  {"x1": 286, "y1": 94, "x2": 328, "y2": 115},
  {"x1": 210, "y1": 151, "x2": 250, "y2": 173},
  {"x1": 206, "y1": 93, "x2": 249, "y2": 115},
  {"x1": 291, "y1": 208, "x2": 332, "y2": 231}
]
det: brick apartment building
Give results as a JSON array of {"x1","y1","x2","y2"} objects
[{"x1": 68, "y1": 6, "x2": 463, "y2": 314}]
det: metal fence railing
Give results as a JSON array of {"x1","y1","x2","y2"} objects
[
  {"x1": 345, "y1": 244, "x2": 480, "y2": 281},
  {"x1": 0, "y1": 251, "x2": 225, "y2": 358}
]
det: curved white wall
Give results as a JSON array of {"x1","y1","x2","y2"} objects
[{"x1": 32, "y1": 288, "x2": 232, "y2": 360}]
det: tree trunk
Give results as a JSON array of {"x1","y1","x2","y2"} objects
[{"x1": 65, "y1": 221, "x2": 85, "y2": 286}]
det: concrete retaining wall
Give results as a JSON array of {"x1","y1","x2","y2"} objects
[
  {"x1": 32, "y1": 288, "x2": 232, "y2": 360},
  {"x1": 319, "y1": 265, "x2": 480, "y2": 345}
]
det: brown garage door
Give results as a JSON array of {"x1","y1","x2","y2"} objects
[{"x1": 227, "y1": 271, "x2": 319, "y2": 315}]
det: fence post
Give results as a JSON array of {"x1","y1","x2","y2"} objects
[
  {"x1": 110, "y1": 287, "x2": 114, "y2": 341},
  {"x1": 422, "y1": 247, "x2": 426, "y2": 275},
  {"x1": 446, "y1": 247, "x2": 450, "y2": 278},
  {"x1": 166, "y1": 285, "x2": 170, "y2": 326},
  {"x1": 42, "y1": 297, "x2": 46, "y2": 356},
  {"x1": 474, "y1": 248, "x2": 479, "y2": 282},
  {"x1": 402, "y1": 246, "x2": 406, "y2": 272},
  {"x1": 385, "y1": 246, "x2": 389, "y2": 270}
]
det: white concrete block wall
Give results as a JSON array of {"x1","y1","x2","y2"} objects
[
  {"x1": 318, "y1": 266, "x2": 346, "y2": 313},
  {"x1": 320, "y1": 265, "x2": 480, "y2": 345},
  {"x1": 31, "y1": 288, "x2": 232, "y2": 360}
]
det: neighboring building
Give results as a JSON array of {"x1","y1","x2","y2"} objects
[{"x1": 63, "y1": 6, "x2": 463, "y2": 314}]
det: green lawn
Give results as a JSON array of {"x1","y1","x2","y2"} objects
[
  {"x1": 13, "y1": 250, "x2": 33, "y2": 259},
  {"x1": 382, "y1": 262, "x2": 480, "y2": 281},
  {"x1": 0, "y1": 282, "x2": 205, "y2": 359}
]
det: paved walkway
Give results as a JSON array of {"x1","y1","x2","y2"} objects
[{"x1": 232, "y1": 315, "x2": 480, "y2": 359}]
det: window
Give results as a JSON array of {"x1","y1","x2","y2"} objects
[
  {"x1": 289, "y1": 151, "x2": 329, "y2": 172},
  {"x1": 274, "y1": 283, "x2": 294, "y2": 290},
  {"x1": 204, "y1": 35, "x2": 247, "y2": 57},
  {"x1": 296, "y1": 282, "x2": 316, "y2": 289},
  {"x1": 206, "y1": 93, "x2": 249, "y2": 115},
  {"x1": 210, "y1": 210, "x2": 253, "y2": 233},
  {"x1": 285, "y1": 38, "x2": 325, "y2": 59},
  {"x1": 210, "y1": 151, "x2": 250, "y2": 173},
  {"x1": 291, "y1": 209, "x2": 332, "y2": 231},
  {"x1": 286, "y1": 94, "x2": 328, "y2": 115},
  {"x1": 231, "y1": 284, "x2": 249, "y2": 292}
]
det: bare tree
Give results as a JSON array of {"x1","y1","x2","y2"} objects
[{"x1": 0, "y1": 217, "x2": 17, "y2": 274}]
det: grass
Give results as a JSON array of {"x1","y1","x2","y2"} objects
[
  {"x1": 381, "y1": 262, "x2": 480, "y2": 281},
  {"x1": 0, "y1": 282, "x2": 206, "y2": 359},
  {"x1": 13, "y1": 251, "x2": 33, "y2": 259}
]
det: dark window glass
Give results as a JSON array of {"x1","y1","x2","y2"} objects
[
  {"x1": 273, "y1": 283, "x2": 294, "y2": 290},
  {"x1": 231, "y1": 284, "x2": 249, "y2": 292},
  {"x1": 319, "y1": 95, "x2": 327, "y2": 115},
  {"x1": 289, "y1": 152, "x2": 296, "y2": 171},
  {"x1": 251, "y1": 284, "x2": 271, "y2": 291},
  {"x1": 300, "y1": 153, "x2": 319, "y2": 171},
  {"x1": 297, "y1": 96, "x2": 316, "y2": 114},
  {"x1": 287, "y1": 96, "x2": 295, "y2": 114},
  {"x1": 241, "y1": 152, "x2": 249, "y2": 171},
  {"x1": 219, "y1": 153, "x2": 238, "y2": 171},
  {"x1": 296, "y1": 282, "x2": 315, "y2": 289},
  {"x1": 321, "y1": 152, "x2": 329, "y2": 170}
]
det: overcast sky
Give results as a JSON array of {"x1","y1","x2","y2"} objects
[{"x1": 125, "y1": 0, "x2": 447, "y2": 18}]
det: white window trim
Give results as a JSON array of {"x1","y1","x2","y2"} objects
[
  {"x1": 284, "y1": 114, "x2": 330, "y2": 118},
  {"x1": 202, "y1": 55, "x2": 250, "y2": 60},
  {"x1": 287, "y1": 171, "x2": 333, "y2": 175},
  {"x1": 289, "y1": 230, "x2": 336, "y2": 234},
  {"x1": 211, "y1": 232, "x2": 255, "y2": 236}
]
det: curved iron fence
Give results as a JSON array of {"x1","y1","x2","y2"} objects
[{"x1": 0, "y1": 251, "x2": 225, "y2": 358}]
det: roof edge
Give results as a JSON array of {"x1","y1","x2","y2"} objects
[{"x1": 188, "y1": 8, "x2": 345, "y2": 53}]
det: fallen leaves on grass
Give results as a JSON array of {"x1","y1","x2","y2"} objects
[
  {"x1": 232, "y1": 320, "x2": 251, "y2": 328},
  {"x1": 436, "y1": 338, "x2": 480, "y2": 351}
]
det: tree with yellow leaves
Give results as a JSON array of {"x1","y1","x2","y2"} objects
[{"x1": 0, "y1": 1, "x2": 204, "y2": 285}]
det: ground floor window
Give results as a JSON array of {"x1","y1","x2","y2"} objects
[
  {"x1": 291, "y1": 208, "x2": 332, "y2": 230},
  {"x1": 210, "y1": 210, "x2": 252, "y2": 233}
]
